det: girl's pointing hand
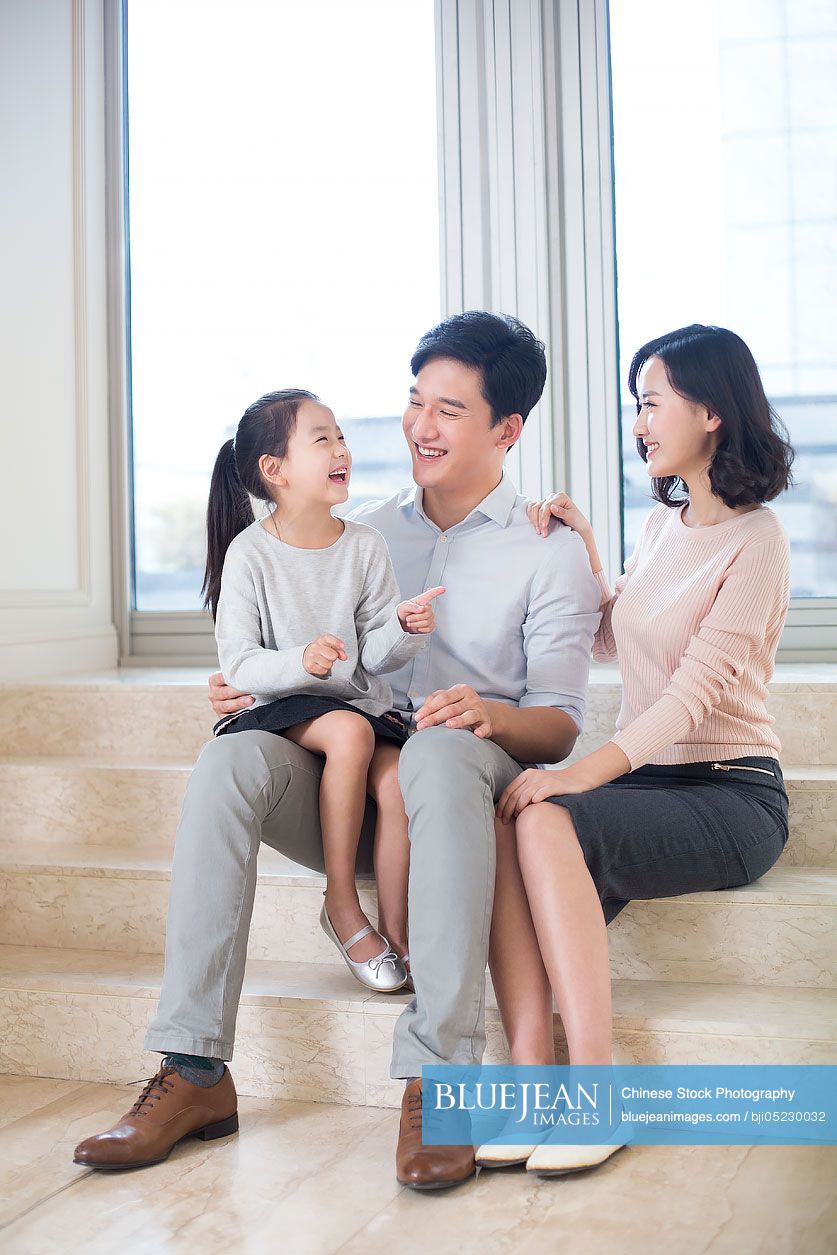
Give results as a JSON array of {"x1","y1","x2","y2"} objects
[{"x1": 398, "y1": 586, "x2": 445, "y2": 635}]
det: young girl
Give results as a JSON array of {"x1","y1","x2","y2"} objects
[
  {"x1": 479, "y1": 324, "x2": 794, "y2": 1175},
  {"x1": 202, "y1": 388, "x2": 443, "y2": 993}
]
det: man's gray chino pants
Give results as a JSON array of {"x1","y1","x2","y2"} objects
[{"x1": 144, "y1": 726, "x2": 522, "y2": 1075}]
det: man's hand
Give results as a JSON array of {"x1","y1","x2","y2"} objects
[
  {"x1": 397, "y1": 586, "x2": 445, "y2": 635},
  {"x1": 414, "y1": 684, "x2": 494, "y2": 737},
  {"x1": 303, "y1": 634, "x2": 348, "y2": 678},
  {"x1": 208, "y1": 671, "x2": 256, "y2": 719}
]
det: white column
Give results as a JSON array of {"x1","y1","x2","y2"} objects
[{"x1": 0, "y1": 0, "x2": 118, "y2": 677}]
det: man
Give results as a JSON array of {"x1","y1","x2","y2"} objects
[{"x1": 74, "y1": 311, "x2": 602, "y2": 1188}]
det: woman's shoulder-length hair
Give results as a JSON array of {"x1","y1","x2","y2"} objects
[{"x1": 628, "y1": 323, "x2": 795, "y2": 509}]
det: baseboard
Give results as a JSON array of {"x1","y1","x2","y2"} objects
[{"x1": 0, "y1": 625, "x2": 119, "y2": 680}]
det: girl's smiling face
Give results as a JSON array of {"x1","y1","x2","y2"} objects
[
  {"x1": 259, "y1": 399, "x2": 351, "y2": 505},
  {"x1": 632, "y1": 355, "x2": 722, "y2": 483}
]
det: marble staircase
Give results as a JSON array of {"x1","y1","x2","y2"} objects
[{"x1": 1, "y1": 666, "x2": 836, "y2": 1108}]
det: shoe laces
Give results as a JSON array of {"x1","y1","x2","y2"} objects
[
  {"x1": 406, "y1": 1087, "x2": 423, "y2": 1132},
  {"x1": 368, "y1": 946, "x2": 400, "y2": 975},
  {"x1": 406, "y1": 1087, "x2": 450, "y2": 1139},
  {"x1": 128, "y1": 1065, "x2": 177, "y2": 1116}
]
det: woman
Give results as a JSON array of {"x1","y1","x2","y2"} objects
[{"x1": 479, "y1": 324, "x2": 794, "y2": 1176}]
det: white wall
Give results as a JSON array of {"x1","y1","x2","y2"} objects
[{"x1": 0, "y1": 0, "x2": 117, "y2": 677}]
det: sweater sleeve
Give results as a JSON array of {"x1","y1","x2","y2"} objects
[
  {"x1": 591, "y1": 511, "x2": 653, "y2": 662},
  {"x1": 591, "y1": 569, "x2": 629, "y2": 663},
  {"x1": 610, "y1": 534, "x2": 790, "y2": 770},
  {"x1": 356, "y1": 532, "x2": 428, "y2": 676},
  {"x1": 215, "y1": 549, "x2": 310, "y2": 697}
]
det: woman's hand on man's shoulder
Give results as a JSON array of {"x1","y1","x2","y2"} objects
[{"x1": 526, "y1": 492, "x2": 592, "y2": 539}]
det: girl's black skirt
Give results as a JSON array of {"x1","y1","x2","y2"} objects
[{"x1": 212, "y1": 693, "x2": 409, "y2": 746}]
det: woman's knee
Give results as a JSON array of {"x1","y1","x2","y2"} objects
[{"x1": 516, "y1": 801, "x2": 580, "y2": 857}]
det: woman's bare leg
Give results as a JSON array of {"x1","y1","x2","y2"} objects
[
  {"x1": 283, "y1": 711, "x2": 382, "y2": 962},
  {"x1": 366, "y1": 742, "x2": 410, "y2": 958},
  {"x1": 515, "y1": 802, "x2": 613, "y2": 1065},
  {"x1": 489, "y1": 817, "x2": 556, "y2": 1065}
]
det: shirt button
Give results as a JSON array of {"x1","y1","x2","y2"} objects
[{"x1": 440, "y1": 536, "x2": 448, "y2": 543}]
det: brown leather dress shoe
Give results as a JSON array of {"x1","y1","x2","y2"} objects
[
  {"x1": 396, "y1": 1078, "x2": 475, "y2": 1190},
  {"x1": 73, "y1": 1064, "x2": 238, "y2": 1170}
]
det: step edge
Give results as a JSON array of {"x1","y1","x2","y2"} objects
[
  {"x1": 3, "y1": 663, "x2": 837, "y2": 693},
  {"x1": 1, "y1": 757, "x2": 836, "y2": 784},
  {"x1": 1, "y1": 856, "x2": 834, "y2": 904},
  {"x1": 0, "y1": 947, "x2": 834, "y2": 1037},
  {"x1": 1, "y1": 977, "x2": 833, "y2": 1042}
]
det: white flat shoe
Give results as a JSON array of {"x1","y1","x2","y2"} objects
[
  {"x1": 475, "y1": 1111, "x2": 538, "y2": 1166},
  {"x1": 475, "y1": 1141, "x2": 537, "y2": 1168},
  {"x1": 319, "y1": 898, "x2": 408, "y2": 993},
  {"x1": 525, "y1": 1127, "x2": 628, "y2": 1176}
]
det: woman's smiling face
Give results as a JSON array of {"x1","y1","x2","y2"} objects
[{"x1": 632, "y1": 355, "x2": 721, "y2": 481}]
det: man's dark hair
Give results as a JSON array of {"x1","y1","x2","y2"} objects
[{"x1": 410, "y1": 310, "x2": 547, "y2": 426}]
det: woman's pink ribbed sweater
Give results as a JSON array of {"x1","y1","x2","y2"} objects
[{"x1": 594, "y1": 501, "x2": 791, "y2": 770}]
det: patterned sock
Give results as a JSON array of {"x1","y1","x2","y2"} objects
[{"x1": 162, "y1": 1053, "x2": 225, "y2": 1088}]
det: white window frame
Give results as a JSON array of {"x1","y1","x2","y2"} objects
[{"x1": 106, "y1": 0, "x2": 836, "y2": 663}]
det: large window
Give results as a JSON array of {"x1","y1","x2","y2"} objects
[
  {"x1": 126, "y1": 0, "x2": 440, "y2": 612},
  {"x1": 610, "y1": 0, "x2": 837, "y2": 596},
  {"x1": 112, "y1": 0, "x2": 835, "y2": 656}
]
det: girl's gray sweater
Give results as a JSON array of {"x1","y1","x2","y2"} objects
[{"x1": 215, "y1": 518, "x2": 427, "y2": 717}]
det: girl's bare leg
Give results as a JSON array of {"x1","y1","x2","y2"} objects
[
  {"x1": 489, "y1": 818, "x2": 556, "y2": 1065},
  {"x1": 515, "y1": 802, "x2": 613, "y2": 1065},
  {"x1": 366, "y1": 742, "x2": 409, "y2": 958},
  {"x1": 283, "y1": 711, "x2": 382, "y2": 962}
]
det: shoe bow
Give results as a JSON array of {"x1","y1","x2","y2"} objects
[{"x1": 368, "y1": 946, "x2": 401, "y2": 975}]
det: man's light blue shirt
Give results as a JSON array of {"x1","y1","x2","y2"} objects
[{"x1": 348, "y1": 474, "x2": 602, "y2": 738}]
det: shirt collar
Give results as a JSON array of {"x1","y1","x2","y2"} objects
[
  {"x1": 472, "y1": 472, "x2": 518, "y2": 527},
  {"x1": 399, "y1": 472, "x2": 518, "y2": 531}
]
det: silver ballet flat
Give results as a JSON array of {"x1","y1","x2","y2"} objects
[{"x1": 319, "y1": 898, "x2": 408, "y2": 992}]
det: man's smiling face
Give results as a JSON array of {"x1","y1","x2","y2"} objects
[{"x1": 402, "y1": 357, "x2": 515, "y2": 493}]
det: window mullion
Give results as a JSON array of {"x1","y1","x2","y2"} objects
[
  {"x1": 553, "y1": 0, "x2": 623, "y2": 584},
  {"x1": 437, "y1": 0, "x2": 559, "y2": 500}
]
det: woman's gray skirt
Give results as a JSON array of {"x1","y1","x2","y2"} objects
[{"x1": 546, "y1": 755, "x2": 789, "y2": 925}]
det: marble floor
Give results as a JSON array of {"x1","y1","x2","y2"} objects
[{"x1": 0, "y1": 1077, "x2": 835, "y2": 1255}]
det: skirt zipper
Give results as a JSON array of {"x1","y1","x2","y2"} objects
[{"x1": 711, "y1": 761, "x2": 775, "y2": 777}]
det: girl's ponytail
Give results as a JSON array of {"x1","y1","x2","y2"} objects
[
  {"x1": 201, "y1": 388, "x2": 318, "y2": 620},
  {"x1": 201, "y1": 438, "x2": 254, "y2": 620}
]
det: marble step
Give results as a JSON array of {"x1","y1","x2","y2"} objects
[
  {"x1": 1, "y1": 845, "x2": 835, "y2": 989},
  {"x1": 1, "y1": 755, "x2": 834, "y2": 867},
  {"x1": 1, "y1": 946, "x2": 835, "y2": 1108},
  {"x1": 2, "y1": 664, "x2": 837, "y2": 763}
]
